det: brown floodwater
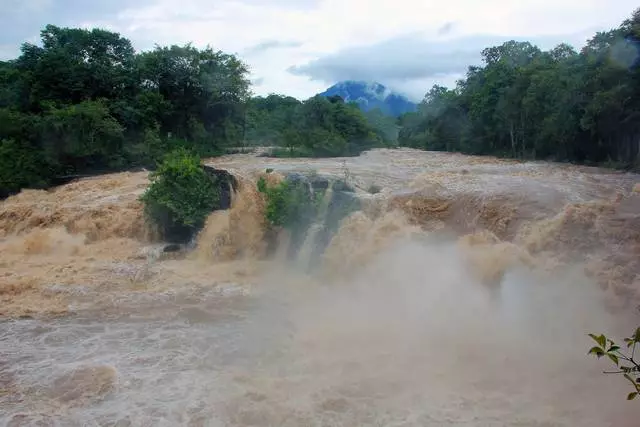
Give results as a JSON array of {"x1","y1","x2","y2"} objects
[{"x1": 0, "y1": 148, "x2": 639, "y2": 426}]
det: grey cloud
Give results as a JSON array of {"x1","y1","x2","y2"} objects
[
  {"x1": 0, "y1": 0, "x2": 155, "y2": 58},
  {"x1": 244, "y1": 40, "x2": 304, "y2": 55},
  {"x1": 288, "y1": 31, "x2": 594, "y2": 85},
  {"x1": 437, "y1": 22, "x2": 455, "y2": 36},
  {"x1": 252, "y1": 77, "x2": 265, "y2": 86},
  {"x1": 288, "y1": 34, "x2": 489, "y2": 83},
  {"x1": 0, "y1": 0, "x2": 319, "y2": 60}
]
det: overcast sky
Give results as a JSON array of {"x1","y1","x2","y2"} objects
[{"x1": 1, "y1": 0, "x2": 637, "y2": 101}]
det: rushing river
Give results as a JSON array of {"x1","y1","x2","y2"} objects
[{"x1": 0, "y1": 148, "x2": 639, "y2": 426}]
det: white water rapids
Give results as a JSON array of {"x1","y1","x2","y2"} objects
[{"x1": 1, "y1": 148, "x2": 639, "y2": 426}]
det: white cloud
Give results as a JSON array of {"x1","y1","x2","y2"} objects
[
  {"x1": 287, "y1": 30, "x2": 602, "y2": 101},
  {"x1": 1, "y1": 0, "x2": 638, "y2": 99}
]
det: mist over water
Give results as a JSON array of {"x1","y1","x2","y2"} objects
[{"x1": 1, "y1": 149, "x2": 639, "y2": 426}]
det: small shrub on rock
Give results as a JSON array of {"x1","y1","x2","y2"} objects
[
  {"x1": 257, "y1": 176, "x2": 315, "y2": 228},
  {"x1": 141, "y1": 148, "x2": 219, "y2": 243}
]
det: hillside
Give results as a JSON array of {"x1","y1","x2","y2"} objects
[{"x1": 318, "y1": 81, "x2": 417, "y2": 117}]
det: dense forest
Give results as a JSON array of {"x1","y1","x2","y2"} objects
[
  {"x1": 0, "y1": 25, "x2": 384, "y2": 197},
  {"x1": 244, "y1": 94, "x2": 391, "y2": 157},
  {"x1": 398, "y1": 8, "x2": 640, "y2": 168},
  {"x1": 1, "y1": 8, "x2": 640, "y2": 197}
]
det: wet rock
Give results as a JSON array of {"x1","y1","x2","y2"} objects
[
  {"x1": 331, "y1": 179, "x2": 355, "y2": 193},
  {"x1": 203, "y1": 166, "x2": 238, "y2": 210},
  {"x1": 284, "y1": 172, "x2": 308, "y2": 186},
  {"x1": 162, "y1": 243, "x2": 182, "y2": 253},
  {"x1": 367, "y1": 183, "x2": 382, "y2": 194},
  {"x1": 309, "y1": 175, "x2": 330, "y2": 191},
  {"x1": 159, "y1": 167, "x2": 238, "y2": 244}
]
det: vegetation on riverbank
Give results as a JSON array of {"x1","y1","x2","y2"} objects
[
  {"x1": 2, "y1": 7, "x2": 639, "y2": 199},
  {"x1": 0, "y1": 26, "x2": 382, "y2": 198},
  {"x1": 0, "y1": 25, "x2": 249, "y2": 197},
  {"x1": 398, "y1": 8, "x2": 640, "y2": 169},
  {"x1": 246, "y1": 94, "x2": 388, "y2": 158}
]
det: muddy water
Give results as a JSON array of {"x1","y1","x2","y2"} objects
[{"x1": 1, "y1": 148, "x2": 640, "y2": 426}]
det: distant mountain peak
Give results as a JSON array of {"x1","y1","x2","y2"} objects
[{"x1": 318, "y1": 81, "x2": 416, "y2": 117}]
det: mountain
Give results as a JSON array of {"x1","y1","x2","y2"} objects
[{"x1": 318, "y1": 81, "x2": 417, "y2": 117}]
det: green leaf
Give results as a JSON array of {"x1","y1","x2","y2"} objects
[
  {"x1": 597, "y1": 334, "x2": 607, "y2": 348},
  {"x1": 589, "y1": 333, "x2": 607, "y2": 348},
  {"x1": 627, "y1": 392, "x2": 637, "y2": 401},
  {"x1": 588, "y1": 346, "x2": 604, "y2": 357},
  {"x1": 607, "y1": 353, "x2": 619, "y2": 365},
  {"x1": 608, "y1": 345, "x2": 620, "y2": 353}
]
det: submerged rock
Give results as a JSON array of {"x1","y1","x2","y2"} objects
[
  {"x1": 162, "y1": 243, "x2": 182, "y2": 253},
  {"x1": 272, "y1": 172, "x2": 362, "y2": 270},
  {"x1": 159, "y1": 166, "x2": 238, "y2": 244},
  {"x1": 203, "y1": 166, "x2": 238, "y2": 210}
]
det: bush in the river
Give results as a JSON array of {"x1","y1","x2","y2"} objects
[
  {"x1": 257, "y1": 173, "x2": 361, "y2": 267},
  {"x1": 141, "y1": 148, "x2": 219, "y2": 242},
  {"x1": 257, "y1": 176, "x2": 318, "y2": 229}
]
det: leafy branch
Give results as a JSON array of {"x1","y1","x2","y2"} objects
[{"x1": 587, "y1": 327, "x2": 640, "y2": 400}]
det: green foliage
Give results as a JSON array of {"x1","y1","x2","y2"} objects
[
  {"x1": 587, "y1": 328, "x2": 640, "y2": 401},
  {"x1": 245, "y1": 94, "x2": 381, "y2": 157},
  {"x1": 141, "y1": 148, "x2": 219, "y2": 242},
  {"x1": 245, "y1": 95, "x2": 300, "y2": 144},
  {"x1": 257, "y1": 176, "x2": 316, "y2": 228},
  {"x1": 364, "y1": 108, "x2": 400, "y2": 146},
  {"x1": 256, "y1": 173, "x2": 360, "y2": 267},
  {"x1": 0, "y1": 24, "x2": 250, "y2": 196},
  {"x1": 40, "y1": 100, "x2": 125, "y2": 171},
  {"x1": 398, "y1": 7, "x2": 640, "y2": 168},
  {"x1": 0, "y1": 139, "x2": 48, "y2": 197}
]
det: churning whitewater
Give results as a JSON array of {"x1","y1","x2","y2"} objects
[{"x1": 1, "y1": 148, "x2": 639, "y2": 426}]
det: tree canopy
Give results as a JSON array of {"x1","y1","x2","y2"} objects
[
  {"x1": 3, "y1": 10, "x2": 640, "y2": 197},
  {"x1": 0, "y1": 25, "x2": 387, "y2": 197},
  {"x1": 398, "y1": 8, "x2": 640, "y2": 169},
  {"x1": 244, "y1": 94, "x2": 388, "y2": 156}
]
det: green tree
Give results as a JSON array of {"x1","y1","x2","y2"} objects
[
  {"x1": 17, "y1": 25, "x2": 135, "y2": 108},
  {"x1": 39, "y1": 100, "x2": 125, "y2": 173},
  {"x1": 398, "y1": 7, "x2": 640, "y2": 168},
  {"x1": 137, "y1": 44, "x2": 250, "y2": 149},
  {"x1": 0, "y1": 139, "x2": 48, "y2": 197},
  {"x1": 0, "y1": 24, "x2": 252, "y2": 196},
  {"x1": 364, "y1": 108, "x2": 399, "y2": 146}
]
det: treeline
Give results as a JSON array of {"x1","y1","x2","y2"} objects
[
  {"x1": 0, "y1": 25, "x2": 383, "y2": 197},
  {"x1": 245, "y1": 94, "x2": 393, "y2": 156},
  {"x1": 399, "y1": 9, "x2": 640, "y2": 168}
]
